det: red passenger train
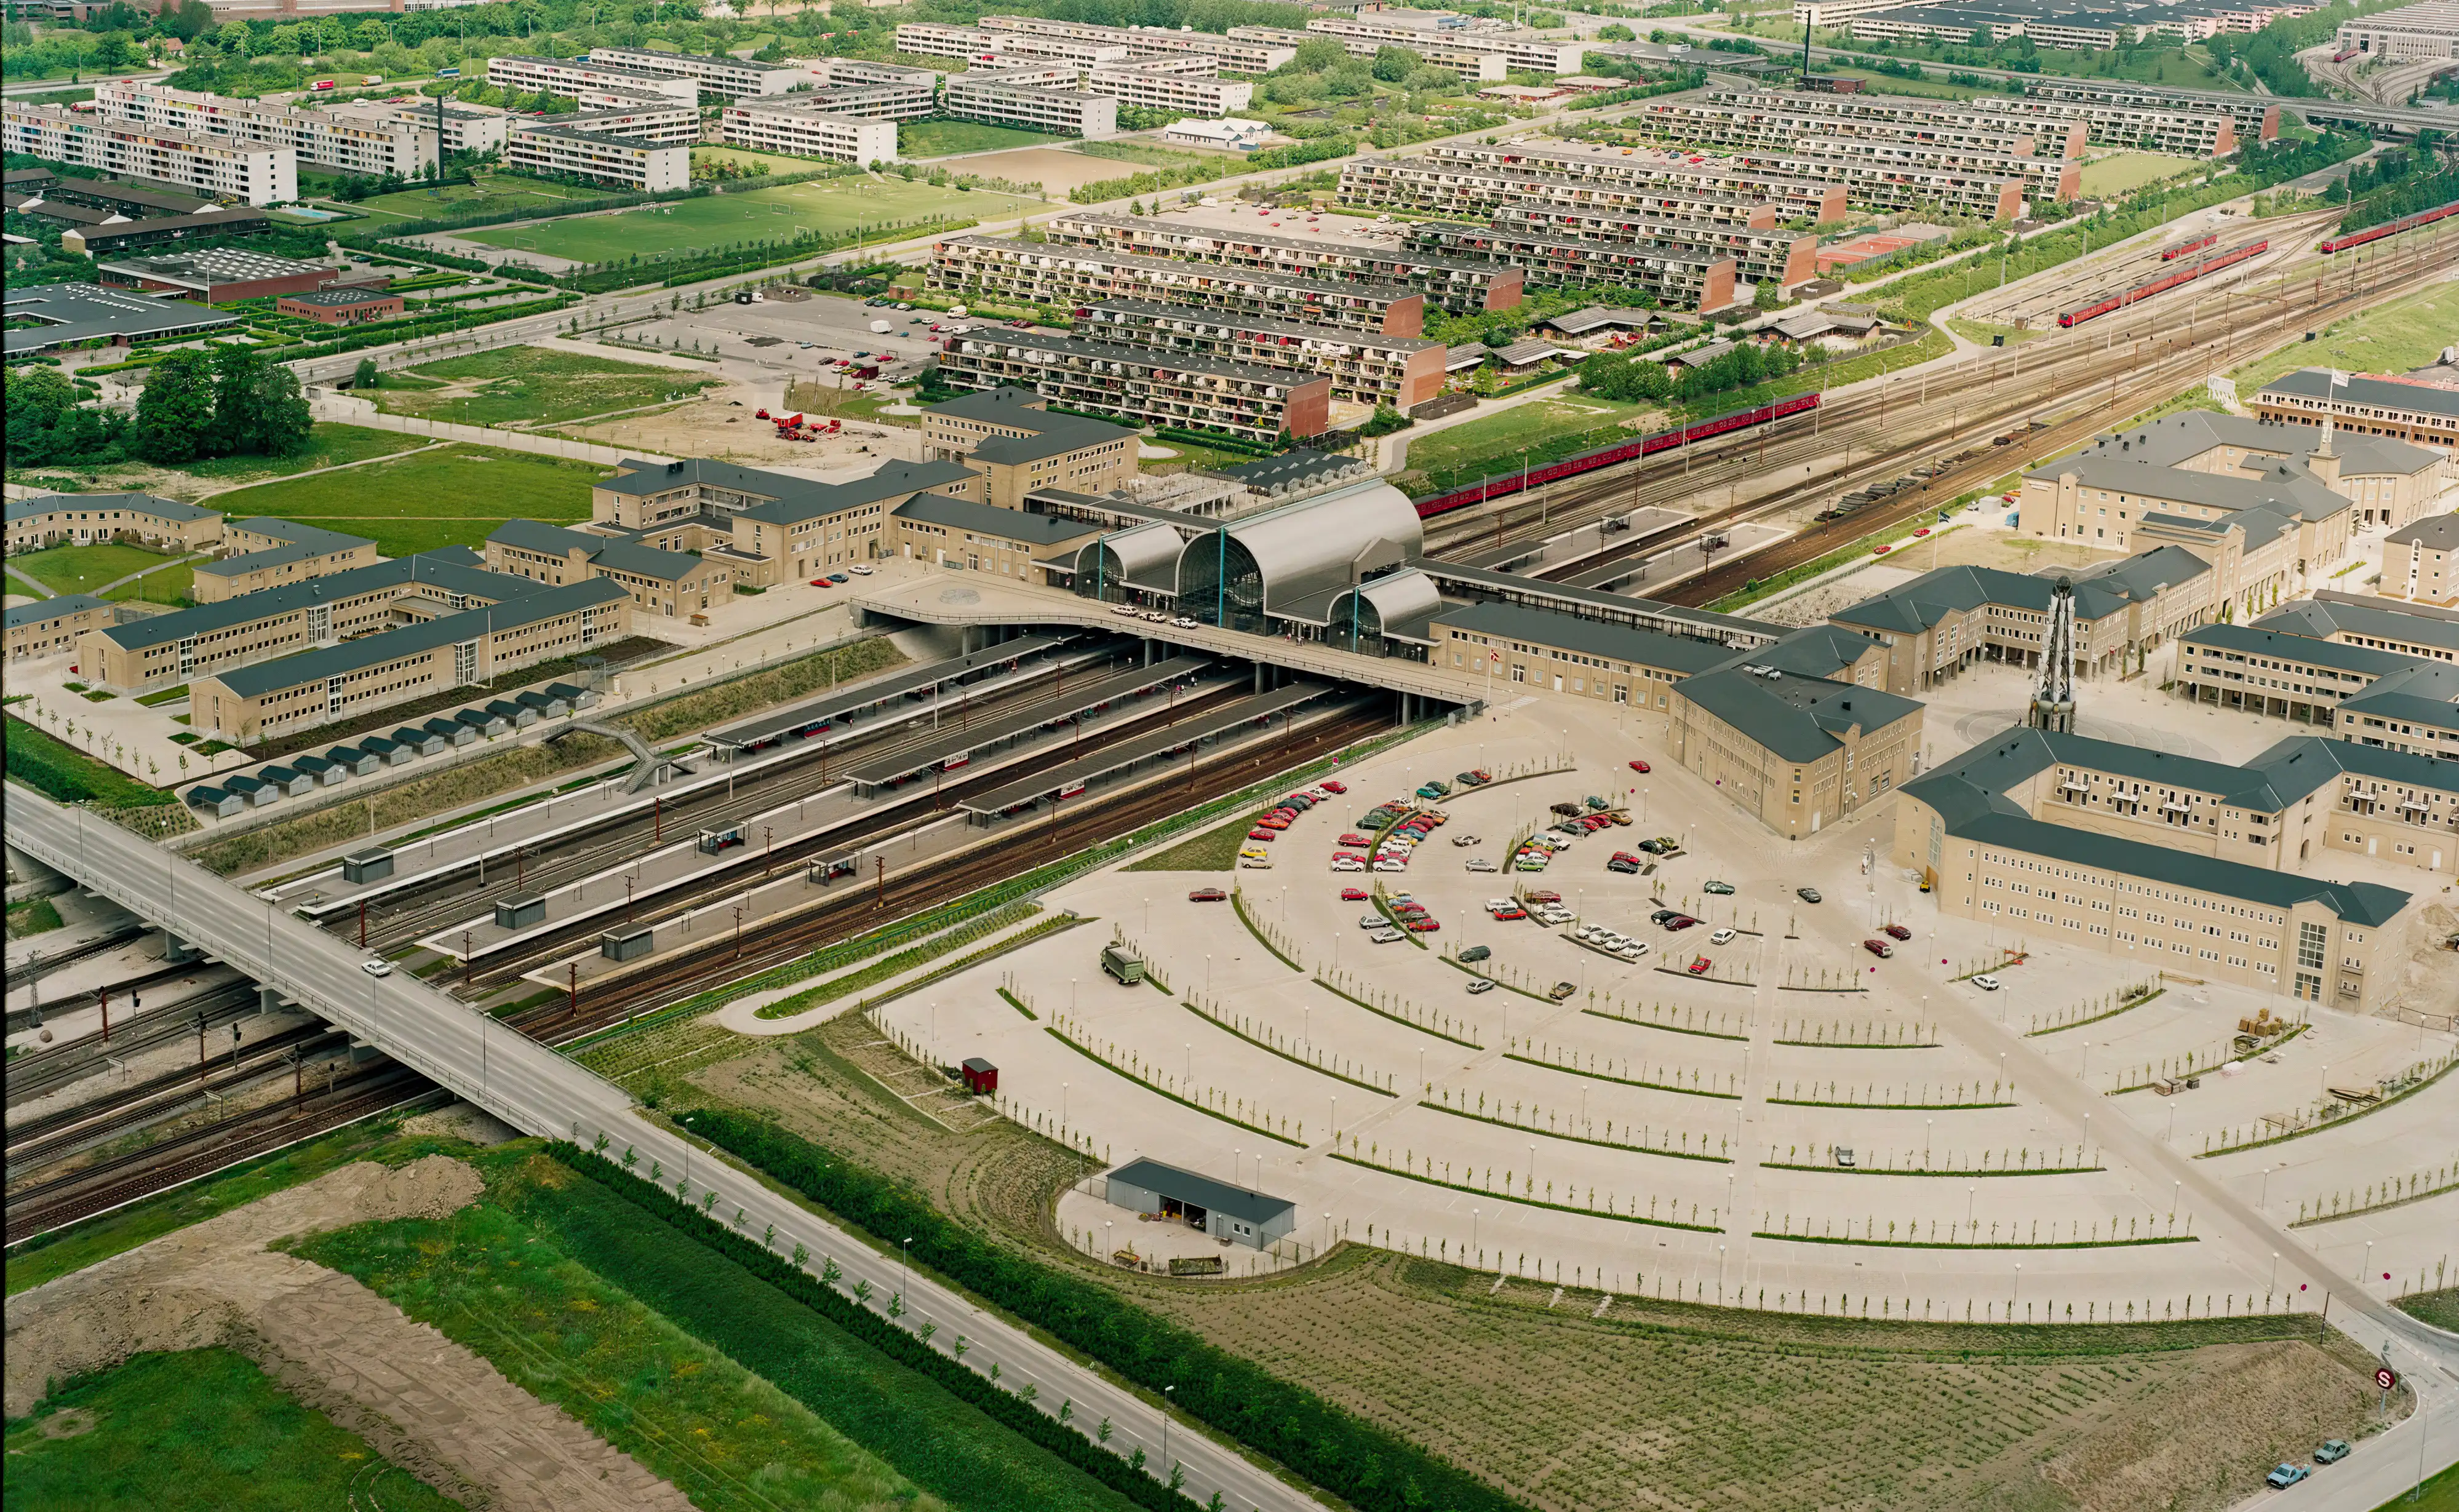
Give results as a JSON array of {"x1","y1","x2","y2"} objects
[
  {"x1": 2161, "y1": 233, "x2": 2217, "y2": 261},
  {"x1": 1412, "y1": 391, "x2": 1822, "y2": 520},
  {"x1": 2057, "y1": 239, "x2": 2268, "y2": 329},
  {"x1": 2316, "y1": 197, "x2": 2459, "y2": 254}
]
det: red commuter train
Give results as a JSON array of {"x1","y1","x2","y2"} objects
[
  {"x1": 2161, "y1": 233, "x2": 2217, "y2": 261},
  {"x1": 2316, "y1": 197, "x2": 2459, "y2": 253},
  {"x1": 1413, "y1": 391, "x2": 1822, "y2": 520},
  {"x1": 2057, "y1": 239, "x2": 2268, "y2": 328}
]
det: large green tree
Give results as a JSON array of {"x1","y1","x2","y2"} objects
[
  {"x1": 210, "y1": 342, "x2": 312, "y2": 457},
  {"x1": 130, "y1": 349, "x2": 218, "y2": 463}
]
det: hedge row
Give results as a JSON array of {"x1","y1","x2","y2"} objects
[
  {"x1": 554, "y1": 1145, "x2": 1202, "y2": 1512},
  {"x1": 676, "y1": 1108, "x2": 1530, "y2": 1512}
]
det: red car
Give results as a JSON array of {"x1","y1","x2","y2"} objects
[
  {"x1": 1491, "y1": 906, "x2": 1527, "y2": 920},
  {"x1": 1665, "y1": 916, "x2": 1700, "y2": 931},
  {"x1": 1258, "y1": 816, "x2": 1291, "y2": 830},
  {"x1": 1912, "y1": 527, "x2": 1931, "y2": 537},
  {"x1": 1871, "y1": 544, "x2": 1892, "y2": 556},
  {"x1": 1688, "y1": 956, "x2": 1712, "y2": 975},
  {"x1": 1628, "y1": 759, "x2": 1652, "y2": 773},
  {"x1": 1188, "y1": 888, "x2": 1227, "y2": 902},
  {"x1": 810, "y1": 578, "x2": 833, "y2": 587},
  {"x1": 1340, "y1": 887, "x2": 1369, "y2": 901},
  {"x1": 1881, "y1": 923, "x2": 1911, "y2": 941},
  {"x1": 1322, "y1": 781, "x2": 1347, "y2": 794},
  {"x1": 1339, "y1": 833, "x2": 1373, "y2": 847},
  {"x1": 1863, "y1": 939, "x2": 1893, "y2": 958},
  {"x1": 1524, "y1": 889, "x2": 1561, "y2": 904},
  {"x1": 1405, "y1": 919, "x2": 1440, "y2": 933},
  {"x1": 1248, "y1": 829, "x2": 1277, "y2": 842}
]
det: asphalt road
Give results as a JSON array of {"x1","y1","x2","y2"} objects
[{"x1": 8, "y1": 787, "x2": 1330, "y2": 1512}]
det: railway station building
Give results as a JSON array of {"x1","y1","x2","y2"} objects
[
  {"x1": 919, "y1": 388, "x2": 1141, "y2": 507},
  {"x1": 2254, "y1": 369, "x2": 2459, "y2": 454},
  {"x1": 2381, "y1": 514, "x2": 2459, "y2": 606},
  {"x1": 2021, "y1": 412, "x2": 2445, "y2": 542},
  {"x1": 891, "y1": 492, "x2": 1101, "y2": 578},
  {"x1": 1668, "y1": 664, "x2": 1926, "y2": 838}
]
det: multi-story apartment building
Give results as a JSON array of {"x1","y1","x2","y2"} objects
[
  {"x1": 2175, "y1": 623, "x2": 2459, "y2": 756},
  {"x1": 94, "y1": 81, "x2": 435, "y2": 179},
  {"x1": 2, "y1": 102, "x2": 293, "y2": 205},
  {"x1": 1084, "y1": 66, "x2": 1254, "y2": 116},
  {"x1": 1226, "y1": 23, "x2": 1508, "y2": 79},
  {"x1": 1402, "y1": 219, "x2": 1740, "y2": 312},
  {"x1": 485, "y1": 55, "x2": 701, "y2": 105},
  {"x1": 1649, "y1": 89, "x2": 2086, "y2": 159},
  {"x1": 1672, "y1": 662, "x2": 1926, "y2": 837},
  {"x1": 2382, "y1": 514, "x2": 2459, "y2": 606},
  {"x1": 722, "y1": 101, "x2": 901, "y2": 164},
  {"x1": 1481, "y1": 205, "x2": 1817, "y2": 288},
  {"x1": 943, "y1": 65, "x2": 1118, "y2": 137},
  {"x1": 891, "y1": 491, "x2": 1101, "y2": 578},
  {"x1": 936, "y1": 331, "x2": 1332, "y2": 444},
  {"x1": 485, "y1": 519, "x2": 735, "y2": 614},
  {"x1": 979, "y1": 15, "x2": 1296, "y2": 73},
  {"x1": 1339, "y1": 155, "x2": 1785, "y2": 230},
  {"x1": 1831, "y1": 548, "x2": 2220, "y2": 692},
  {"x1": 588, "y1": 456, "x2": 979, "y2": 586},
  {"x1": 1895, "y1": 733, "x2": 2413, "y2": 1010},
  {"x1": 588, "y1": 46, "x2": 805, "y2": 97},
  {"x1": 2255, "y1": 369, "x2": 2459, "y2": 453},
  {"x1": 800, "y1": 58, "x2": 946, "y2": 94},
  {"x1": 895, "y1": 22, "x2": 1130, "y2": 66},
  {"x1": 4, "y1": 492, "x2": 221, "y2": 553},
  {"x1": 504, "y1": 125, "x2": 690, "y2": 191},
  {"x1": 7, "y1": 594, "x2": 116, "y2": 664},
  {"x1": 1076, "y1": 298, "x2": 1448, "y2": 409},
  {"x1": 1302, "y1": 13, "x2": 1585, "y2": 73},
  {"x1": 1625, "y1": 100, "x2": 2076, "y2": 208},
  {"x1": 196, "y1": 519, "x2": 379, "y2": 603},
  {"x1": 1721, "y1": 140, "x2": 2033, "y2": 220},
  {"x1": 927, "y1": 234, "x2": 1427, "y2": 336},
  {"x1": 2022, "y1": 78, "x2": 2279, "y2": 143},
  {"x1": 1417, "y1": 138, "x2": 1849, "y2": 223},
  {"x1": 1965, "y1": 91, "x2": 2238, "y2": 156},
  {"x1": 534, "y1": 97, "x2": 701, "y2": 146},
  {"x1": 1039, "y1": 210, "x2": 1523, "y2": 313},
  {"x1": 2255, "y1": 592, "x2": 2459, "y2": 664},
  {"x1": 189, "y1": 578, "x2": 630, "y2": 742}
]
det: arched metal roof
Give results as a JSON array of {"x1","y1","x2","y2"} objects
[
  {"x1": 1327, "y1": 568, "x2": 1445, "y2": 648},
  {"x1": 1075, "y1": 520, "x2": 1184, "y2": 595},
  {"x1": 1188, "y1": 480, "x2": 1424, "y2": 613}
]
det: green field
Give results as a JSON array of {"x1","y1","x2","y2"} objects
[
  {"x1": 901, "y1": 118, "x2": 1065, "y2": 157},
  {"x1": 463, "y1": 176, "x2": 1007, "y2": 263},
  {"x1": 4, "y1": 423, "x2": 428, "y2": 502},
  {"x1": 6, "y1": 1348, "x2": 464, "y2": 1512},
  {"x1": 340, "y1": 169, "x2": 608, "y2": 223},
  {"x1": 1400, "y1": 392, "x2": 1657, "y2": 491},
  {"x1": 374, "y1": 345, "x2": 723, "y2": 429},
  {"x1": 2232, "y1": 282, "x2": 2459, "y2": 392},
  {"x1": 2079, "y1": 151, "x2": 2199, "y2": 198},
  {"x1": 202, "y1": 442, "x2": 605, "y2": 558},
  {"x1": 691, "y1": 143, "x2": 825, "y2": 175},
  {"x1": 9, "y1": 541, "x2": 194, "y2": 603}
]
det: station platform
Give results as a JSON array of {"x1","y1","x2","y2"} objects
[
  {"x1": 960, "y1": 681, "x2": 1334, "y2": 819},
  {"x1": 845, "y1": 656, "x2": 1211, "y2": 791}
]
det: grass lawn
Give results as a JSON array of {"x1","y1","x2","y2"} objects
[
  {"x1": 2079, "y1": 151, "x2": 2199, "y2": 198},
  {"x1": 2231, "y1": 282, "x2": 2459, "y2": 392},
  {"x1": 293, "y1": 1146, "x2": 1147, "y2": 1512},
  {"x1": 1820, "y1": 67, "x2": 1993, "y2": 101},
  {"x1": 6, "y1": 896, "x2": 65, "y2": 939},
  {"x1": 203, "y1": 442, "x2": 605, "y2": 558},
  {"x1": 1072, "y1": 138, "x2": 1218, "y2": 169},
  {"x1": 463, "y1": 176, "x2": 1006, "y2": 264},
  {"x1": 901, "y1": 118, "x2": 1064, "y2": 157},
  {"x1": 10, "y1": 541, "x2": 191, "y2": 602},
  {"x1": 1401, "y1": 392, "x2": 1657, "y2": 492},
  {"x1": 5, "y1": 1348, "x2": 464, "y2": 1512},
  {"x1": 691, "y1": 143, "x2": 823, "y2": 175},
  {"x1": 374, "y1": 344, "x2": 723, "y2": 429},
  {"x1": 341, "y1": 170, "x2": 604, "y2": 224},
  {"x1": 4, "y1": 423, "x2": 429, "y2": 502}
]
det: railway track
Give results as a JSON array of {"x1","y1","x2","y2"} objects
[
  {"x1": 2, "y1": 924, "x2": 149, "y2": 993},
  {"x1": 514, "y1": 701, "x2": 1392, "y2": 1041},
  {"x1": 5, "y1": 981, "x2": 260, "y2": 1104},
  {"x1": 6, "y1": 1025, "x2": 349, "y2": 1168},
  {"x1": 452, "y1": 677, "x2": 1262, "y2": 988}
]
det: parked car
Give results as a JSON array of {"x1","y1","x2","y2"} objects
[
  {"x1": 1467, "y1": 978, "x2": 1496, "y2": 995},
  {"x1": 1467, "y1": 859, "x2": 1499, "y2": 873},
  {"x1": 1862, "y1": 939, "x2": 1893, "y2": 958},
  {"x1": 1451, "y1": 834, "x2": 1481, "y2": 848},
  {"x1": 1972, "y1": 973, "x2": 2002, "y2": 991},
  {"x1": 1703, "y1": 880, "x2": 1736, "y2": 895},
  {"x1": 1369, "y1": 927, "x2": 1405, "y2": 943},
  {"x1": 1321, "y1": 781, "x2": 1346, "y2": 794},
  {"x1": 1628, "y1": 758, "x2": 1652, "y2": 773},
  {"x1": 1651, "y1": 909, "x2": 1679, "y2": 925},
  {"x1": 1606, "y1": 857, "x2": 1640, "y2": 875},
  {"x1": 1459, "y1": 944, "x2": 1492, "y2": 963},
  {"x1": 1524, "y1": 890, "x2": 1562, "y2": 904},
  {"x1": 1406, "y1": 919, "x2": 1440, "y2": 933},
  {"x1": 1489, "y1": 905, "x2": 1527, "y2": 921},
  {"x1": 1187, "y1": 888, "x2": 1227, "y2": 902},
  {"x1": 1339, "y1": 832, "x2": 1373, "y2": 847},
  {"x1": 2314, "y1": 1441, "x2": 2350, "y2": 1465},
  {"x1": 1547, "y1": 982, "x2": 1577, "y2": 1001},
  {"x1": 2265, "y1": 1465, "x2": 2309, "y2": 1489},
  {"x1": 1882, "y1": 923, "x2": 1912, "y2": 941},
  {"x1": 1711, "y1": 928, "x2": 1736, "y2": 945},
  {"x1": 1687, "y1": 956, "x2": 1712, "y2": 976},
  {"x1": 1248, "y1": 829, "x2": 1277, "y2": 842},
  {"x1": 1798, "y1": 886, "x2": 1823, "y2": 904}
]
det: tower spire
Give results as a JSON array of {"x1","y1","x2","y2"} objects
[{"x1": 2028, "y1": 576, "x2": 2076, "y2": 734}]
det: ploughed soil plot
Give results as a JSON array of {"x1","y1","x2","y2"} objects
[{"x1": 683, "y1": 1016, "x2": 2398, "y2": 1512}]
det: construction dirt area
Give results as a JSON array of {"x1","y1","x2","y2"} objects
[
  {"x1": 1753, "y1": 515, "x2": 2134, "y2": 627},
  {"x1": 4, "y1": 1152, "x2": 692, "y2": 1512},
  {"x1": 554, "y1": 385, "x2": 919, "y2": 468}
]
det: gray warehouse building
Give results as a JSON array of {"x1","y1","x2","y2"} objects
[{"x1": 1105, "y1": 1158, "x2": 1296, "y2": 1249}]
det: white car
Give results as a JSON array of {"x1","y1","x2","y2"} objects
[
  {"x1": 1465, "y1": 858, "x2": 1498, "y2": 873},
  {"x1": 1451, "y1": 834, "x2": 1481, "y2": 848},
  {"x1": 1486, "y1": 897, "x2": 1516, "y2": 912},
  {"x1": 361, "y1": 958, "x2": 394, "y2": 977},
  {"x1": 1373, "y1": 859, "x2": 1408, "y2": 872},
  {"x1": 1369, "y1": 927, "x2": 1406, "y2": 943},
  {"x1": 1710, "y1": 927, "x2": 1736, "y2": 945},
  {"x1": 1173, "y1": 616, "x2": 1198, "y2": 628},
  {"x1": 1359, "y1": 914, "x2": 1390, "y2": 929},
  {"x1": 1972, "y1": 974, "x2": 2003, "y2": 991},
  {"x1": 1112, "y1": 603, "x2": 1141, "y2": 616},
  {"x1": 1467, "y1": 978, "x2": 1496, "y2": 995},
  {"x1": 848, "y1": 563, "x2": 873, "y2": 575},
  {"x1": 1617, "y1": 943, "x2": 1651, "y2": 960},
  {"x1": 1331, "y1": 858, "x2": 1364, "y2": 872},
  {"x1": 1240, "y1": 855, "x2": 1272, "y2": 869}
]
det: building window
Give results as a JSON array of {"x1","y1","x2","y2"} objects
[{"x1": 2295, "y1": 921, "x2": 2327, "y2": 971}]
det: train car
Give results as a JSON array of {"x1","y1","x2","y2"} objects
[
  {"x1": 2332, "y1": 46, "x2": 2360, "y2": 62},
  {"x1": 1057, "y1": 780, "x2": 1086, "y2": 799},
  {"x1": 2318, "y1": 197, "x2": 2459, "y2": 254},
  {"x1": 1412, "y1": 391, "x2": 1822, "y2": 520},
  {"x1": 2161, "y1": 233, "x2": 2217, "y2": 261},
  {"x1": 2057, "y1": 239, "x2": 2268, "y2": 328},
  {"x1": 940, "y1": 752, "x2": 971, "y2": 771}
]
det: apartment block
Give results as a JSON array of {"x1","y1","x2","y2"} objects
[
  {"x1": 504, "y1": 126, "x2": 690, "y2": 191},
  {"x1": 1672, "y1": 664, "x2": 1926, "y2": 838},
  {"x1": 1227, "y1": 23, "x2": 1509, "y2": 80},
  {"x1": 190, "y1": 578, "x2": 630, "y2": 743},
  {"x1": 374, "y1": 100, "x2": 511, "y2": 154},
  {"x1": 588, "y1": 45, "x2": 805, "y2": 97},
  {"x1": 1402, "y1": 219, "x2": 1739, "y2": 313},
  {"x1": 1076, "y1": 297, "x2": 1448, "y2": 408},
  {"x1": 2255, "y1": 369, "x2": 2459, "y2": 453},
  {"x1": 485, "y1": 54, "x2": 701, "y2": 106},
  {"x1": 2383, "y1": 514, "x2": 2459, "y2": 606},
  {"x1": 927, "y1": 234, "x2": 1426, "y2": 336},
  {"x1": 1625, "y1": 100, "x2": 2073, "y2": 208},
  {"x1": 979, "y1": 15, "x2": 1296, "y2": 73},
  {"x1": 1419, "y1": 140, "x2": 1849, "y2": 223},
  {"x1": 1651, "y1": 89, "x2": 2084, "y2": 158},
  {"x1": 1717, "y1": 141, "x2": 2028, "y2": 220},
  {"x1": 95, "y1": 81, "x2": 434, "y2": 179},
  {"x1": 2022, "y1": 78, "x2": 2278, "y2": 143},
  {"x1": 919, "y1": 386, "x2": 1139, "y2": 507},
  {"x1": 1040, "y1": 210, "x2": 1522, "y2": 313},
  {"x1": 533, "y1": 97, "x2": 701, "y2": 145},
  {"x1": 1085, "y1": 67, "x2": 1254, "y2": 116},
  {"x1": 1963, "y1": 92, "x2": 2238, "y2": 156},
  {"x1": 1302, "y1": 14, "x2": 1585, "y2": 73},
  {"x1": 485, "y1": 518, "x2": 734, "y2": 613},
  {"x1": 2, "y1": 102, "x2": 294, "y2": 205},
  {"x1": 800, "y1": 58, "x2": 946, "y2": 93},
  {"x1": 937, "y1": 330, "x2": 1332, "y2": 444},
  {"x1": 895, "y1": 22, "x2": 1129, "y2": 65},
  {"x1": 722, "y1": 101, "x2": 900, "y2": 164},
  {"x1": 943, "y1": 66, "x2": 1118, "y2": 137},
  {"x1": 1483, "y1": 205, "x2": 1816, "y2": 288},
  {"x1": 5, "y1": 492, "x2": 221, "y2": 553},
  {"x1": 1338, "y1": 154, "x2": 1783, "y2": 230},
  {"x1": 2175, "y1": 624, "x2": 2459, "y2": 758},
  {"x1": 196, "y1": 519, "x2": 380, "y2": 603},
  {"x1": 6, "y1": 594, "x2": 114, "y2": 664}
]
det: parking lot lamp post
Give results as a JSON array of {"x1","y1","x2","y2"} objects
[
  {"x1": 2261, "y1": 1167, "x2": 2272, "y2": 1209},
  {"x1": 1472, "y1": 1208, "x2": 1478, "y2": 1260},
  {"x1": 2271, "y1": 1252, "x2": 2279, "y2": 1291},
  {"x1": 1966, "y1": 1184, "x2": 1976, "y2": 1231},
  {"x1": 900, "y1": 1237, "x2": 911, "y2": 1304},
  {"x1": 1926, "y1": 1118, "x2": 1932, "y2": 1161},
  {"x1": 2012, "y1": 1263, "x2": 2020, "y2": 1304},
  {"x1": 1062, "y1": 1083, "x2": 1068, "y2": 1126}
]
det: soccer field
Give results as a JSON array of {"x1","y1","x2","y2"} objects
[{"x1": 462, "y1": 177, "x2": 1029, "y2": 263}]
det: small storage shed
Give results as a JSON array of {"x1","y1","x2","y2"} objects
[
  {"x1": 1105, "y1": 1158, "x2": 1297, "y2": 1250},
  {"x1": 960, "y1": 1057, "x2": 998, "y2": 1094}
]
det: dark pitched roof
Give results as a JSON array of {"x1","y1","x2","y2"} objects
[
  {"x1": 97, "y1": 553, "x2": 541, "y2": 653},
  {"x1": 1946, "y1": 808, "x2": 2410, "y2": 926},
  {"x1": 4, "y1": 592, "x2": 110, "y2": 630},
  {"x1": 1833, "y1": 551, "x2": 2210, "y2": 635},
  {"x1": 210, "y1": 579, "x2": 629, "y2": 698},
  {"x1": 1674, "y1": 666, "x2": 1924, "y2": 763},
  {"x1": 5, "y1": 490, "x2": 217, "y2": 523},
  {"x1": 1429, "y1": 599, "x2": 1737, "y2": 676},
  {"x1": 2386, "y1": 512, "x2": 2459, "y2": 551},
  {"x1": 2252, "y1": 597, "x2": 2459, "y2": 657},
  {"x1": 2262, "y1": 368, "x2": 2459, "y2": 421},
  {"x1": 1732, "y1": 623, "x2": 1881, "y2": 681},
  {"x1": 1107, "y1": 1158, "x2": 1294, "y2": 1225},
  {"x1": 891, "y1": 493, "x2": 1101, "y2": 546},
  {"x1": 2182, "y1": 623, "x2": 2428, "y2": 677}
]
